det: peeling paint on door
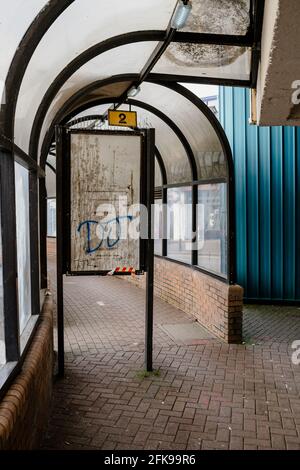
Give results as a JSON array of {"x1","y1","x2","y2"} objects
[{"x1": 70, "y1": 133, "x2": 141, "y2": 272}]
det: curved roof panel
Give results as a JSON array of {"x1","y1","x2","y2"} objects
[{"x1": 0, "y1": 1, "x2": 47, "y2": 85}]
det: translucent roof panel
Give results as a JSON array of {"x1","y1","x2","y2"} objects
[
  {"x1": 18, "y1": 40, "x2": 158, "y2": 154},
  {"x1": 42, "y1": 79, "x2": 225, "y2": 182},
  {"x1": 153, "y1": 44, "x2": 251, "y2": 81},
  {"x1": 136, "y1": 82, "x2": 225, "y2": 180},
  {"x1": 14, "y1": 0, "x2": 177, "y2": 152},
  {"x1": 155, "y1": 159, "x2": 163, "y2": 187},
  {"x1": 180, "y1": 0, "x2": 251, "y2": 35},
  {"x1": 0, "y1": 1, "x2": 47, "y2": 84},
  {"x1": 130, "y1": 104, "x2": 192, "y2": 184}
]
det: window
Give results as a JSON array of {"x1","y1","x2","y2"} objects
[
  {"x1": 154, "y1": 199, "x2": 163, "y2": 256},
  {"x1": 167, "y1": 187, "x2": 192, "y2": 264},
  {"x1": 198, "y1": 183, "x2": 227, "y2": 277},
  {"x1": 47, "y1": 198, "x2": 56, "y2": 237},
  {"x1": 15, "y1": 162, "x2": 32, "y2": 334}
]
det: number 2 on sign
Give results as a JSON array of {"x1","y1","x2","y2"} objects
[{"x1": 119, "y1": 113, "x2": 127, "y2": 124}]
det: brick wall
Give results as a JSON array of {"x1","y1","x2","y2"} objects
[
  {"x1": 0, "y1": 294, "x2": 54, "y2": 450},
  {"x1": 127, "y1": 257, "x2": 243, "y2": 344}
]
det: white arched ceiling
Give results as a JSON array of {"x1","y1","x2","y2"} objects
[
  {"x1": 0, "y1": 1, "x2": 47, "y2": 84},
  {"x1": 14, "y1": 0, "x2": 177, "y2": 150},
  {"x1": 37, "y1": 41, "x2": 158, "y2": 157}
]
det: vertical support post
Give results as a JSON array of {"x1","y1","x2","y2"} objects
[
  {"x1": 39, "y1": 177, "x2": 48, "y2": 290},
  {"x1": 55, "y1": 127, "x2": 65, "y2": 378},
  {"x1": 0, "y1": 147, "x2": 20, "y2": 361},
  {"x1": 162, "y1": 187, "x2": 168, "y2": 257},
  {"x1": 145, "y1": 129, "x2": 155, "y2": 372},
  {"x1": 192, "y1": 184, "x2": 198, "y2": 265},
  {"x1": 29, "y1": 172, "x2": 41, "y2": 315}
]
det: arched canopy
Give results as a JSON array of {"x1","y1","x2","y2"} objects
[
  {"x1": 0, "y1": 0, "x2": 266, "y2": 386},
  {"x1": 36, "y1": 76, "x2": 231, "y2": 187},
  {"x1": 0, "y1": 0, "x2": 264, "y2": 149}
]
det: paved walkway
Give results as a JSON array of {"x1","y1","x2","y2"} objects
[{"x1": 42, "y1": 259, "x2": 300, "y2": 450}]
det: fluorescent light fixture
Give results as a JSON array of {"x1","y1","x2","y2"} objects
[
  {"x1": 171, "y1": 1, "x2": 192, "y2": 30},
  {"x1": 127, "y1": 86, "x2": 141, "y2": 98}
]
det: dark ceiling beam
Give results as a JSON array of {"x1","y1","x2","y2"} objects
[
  {"x1": 173, "y1": 31, "x2": 254, "y2": 47},
  {"x1": 1, "y1": 0, "x2": 75, "y2": 139}
]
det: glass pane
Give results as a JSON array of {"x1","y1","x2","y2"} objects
[
  {"x1": 181, "y1": 0, "x2": 251, "y2": 35},
  {"x1": 154, "y1": 199, "x2": 163, "y2": 256},
  {"x1": 198, "y1": 183, "x2": 227, "y2": 276},
  {"x1": 47, "y1": 199, "x2": 57, "y2": 237},
  {"x1": 198, "y1": 152, "x2": 228, "y2": 180},
  {"x1": 0, "y1": 197, "x2": 5, "y2": 366},
  {"x1": 167, "y1": 187, "x2": 192, "y2": 264},
  {"x1": 137, "y1": 82, "x2": 223, "y2": 182},
  {"x1": 154, "y1": 44, "x2": 251, "y2": 82},
  {"x1": 15, "y1": 162, "x2": 32, "y2": 334}
]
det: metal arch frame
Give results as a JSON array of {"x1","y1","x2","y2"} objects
[
  {"x1": 153, "y1": 147, "x2": 167, "y2": 186},
  {"x1": 38, "y1": 76, "x2": 198, "y2": 176},
  {"x1": 29, "y1": 20, "x2": 263, "y2": 162},
  {"x1": 38, "y1": 76, "x2": 234, "y2": 282},
  {"x1": 29, "y1": 31, "x2": 166, "y2": 161},
  {"x1": 39, "y1": 87, "x2": 198, "y2": 283},
  {"x1": 41, "y1": 96, "x2": 197, "y2": 181}
]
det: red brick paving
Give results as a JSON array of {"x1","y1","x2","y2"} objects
[{"x1": 42, "y1": 260, "x2": 300, "y2": 450}]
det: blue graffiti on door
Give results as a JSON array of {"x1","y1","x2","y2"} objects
[{"x1": 77, "y1": 216, "x2": 134, "y2": 254}]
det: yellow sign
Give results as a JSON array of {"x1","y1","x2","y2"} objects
[{"x1": 108, "y1": 110, "x2": 137, "y2": 128}]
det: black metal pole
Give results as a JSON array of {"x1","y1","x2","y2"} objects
[
  {"x1": 0, "y1": 147, "x2": 20, "y2": 361},
  {"x1": 145, "y1": 129, "x2": 155, "y2": 372},
  {"x1": 55, "y1": 126, "x2": 65, "y2": 378},
  {"x1": 39, "y1": 177, "x2": 48, "y2": 289},
  {"x1": 29, "y1": 171, "x2": 41, "y2": 315}
]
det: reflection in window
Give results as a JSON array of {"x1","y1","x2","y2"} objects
[
  {"x1": 167, "y1": 187, "x2": 192, "y2": 264},
  {"x1": 47, "y1": 198, "x2": 56, "y2": 237},
  {"x1": 198, "y1": 183, "x2": 227, "y2": 276},
  {"x1": 154, "y1": 199, "x2": 163, "y2": 256},
  {"x1": 15, "y1": 162, "x2": 32, "y2": 334},
  {"x1": 0, "y1": 202, "x2": 5, "y2": 366}
]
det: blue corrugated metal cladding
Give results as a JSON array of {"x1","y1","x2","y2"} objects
[{"x1": 220, "y1": 87, "x2": 300, "y2": 302}]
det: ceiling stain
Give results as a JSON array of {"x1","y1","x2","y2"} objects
[{"x1": 167, "y1": 0, "x2": 250, "y2": 68}]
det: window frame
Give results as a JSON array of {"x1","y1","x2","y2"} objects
[
  {"x1": 0, "y1": 138, "x2": 44, "y2": 395},
  {"x1": 154, "y1": 175, "x2": 234, "y2": 285}
]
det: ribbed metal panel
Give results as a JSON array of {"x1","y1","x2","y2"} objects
[{"x1": 220, "y1": 87, "x2": 300, "y2": 302}]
